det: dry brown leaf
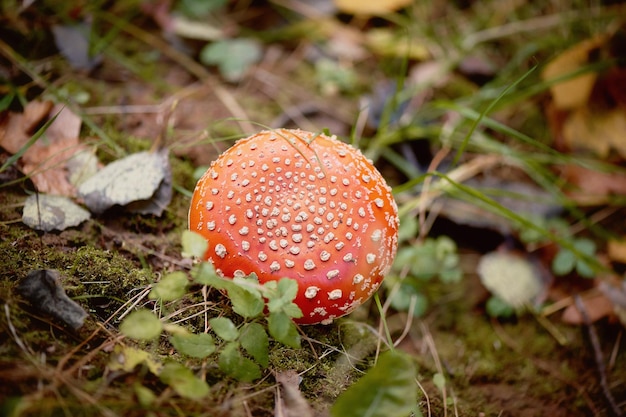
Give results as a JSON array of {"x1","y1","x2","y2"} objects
[
  {"x1": 607, "y1": 239, "x2": 626, "y2": 264},
  {"x1": 541, "y1": 34, "x2": 608, "y2": 110},
  {"x1": 0, "y1": 100, "x2": 53, "y2": 154},
  {"x1": 274, "y1": 370, "x2": 314, "y2": 417},
  {"x1": 561, "y1": 292, "x2": 613, "y2": 324},
  {"x1": 0, "y1": 101, "x2": 88, "y2": 196},
  {"x1": 563, "y1": 107, "x2": 626, "y2": 159},
  {"x1": 23, "y1": 104, "x2": 88, "y2": 196},
  {"x1": 559, "y1": 164, "x2": 626, "y2": 205}
]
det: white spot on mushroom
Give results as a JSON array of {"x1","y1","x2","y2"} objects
[
  {"x1": 228, "y1": 214, "x2": 237, "y2": 225},
  {"x1": 304, "y1": 259, "x2": 316, "y2": 270},
  {"x1": 326, "y1": 269, "x2": 340, "y2": 279},
  {"x1": 241, "y1": 241, "x2": 250, "y2": 251},
  {"x1": 374, "y1": 198, "x2": 384, "y2": 208},
  {"x1": 292, "y1": 234, "x2": 303, "y2": 243},
  {"x1": 305, "y1": 286, "x2": 320, "y2": 299},
  {"x1": 207, "y1": 221, "x2": 216, "y2": 231},
  {"x1": 343, "y1": 253, "x2": 354, "y2": 262},
  {"x1": 205, "y1": 201, "x2": 214, "y2": 211},
  {"x1": 258, "y1": 252, "x2": 268, "y2": 262},
  {"x1": 285, "y1": 259, "x2": 295, "y2": 268},
  {"x1": 238, "y1": 226, "x2": 249, "y2": 236},
  {"x1": 215, "y1": 244, "x2": 227, "y2": 258},
  {"x1": 328, "y1": 289, "x2": 342, "y2": 300},
  {"x1": 366, "y1": 253, "x2": 376, "y2": 264},
  {"x1": 289, "y1": 246, "x2": 300, "y2": 255},
  {"x1": 320, "y1": 251, "x2": 331, "y2": 261},
  {"x1": 270, "y1": 261, "x2": 280, "y2": 272},
  {"x1": 371, "y1": 229, "x2": 382, "y2": 242}
]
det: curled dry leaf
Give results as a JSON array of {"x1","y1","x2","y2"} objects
[
  {"x1": 17, "y1": 269, "x2": 88, "y2": 330},
  {"x1": 0, "y1": 101, "x2": 91, "y2": 196},
  {"x1": 78, "y1": 148, "x2": 172, "y2": 215}
]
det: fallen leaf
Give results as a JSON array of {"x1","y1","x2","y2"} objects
[
  {"x1": 0, "y1": 100, "x2": 53, "y2": 154},
  {"x1": 22, "y1": 193, "x2": 90, "y2": 232},
  {"x1": 78, "y1": 148, "x2": 172, "y2": 215},
  {"x1": 334, "y1": 0, "x2": 412, "y2": 15},
  {"x1": 559, "y1": 164, "x2": 626, "y2": 205},
  {"x1": 274, "y1": 370, "x2": 314, "y2": 417},
  {"x1": 51, "y1": 22, "x2": 102, "y2": 71},
  {"x1": 0, "y1": 101, "x2": 88, "y2": 196},
  {"x1": 17, "y1": 269, "x2": 88, "y2": 330},
  {"x1": 541, "y1": 34, "x2": 607, "y2": 110},
  {"x1": 562, "y1": 107, "x2": 626, "y2": 159},
  {"x1": 607, "y1": 239, "x2": 626, "y2": 264},
  {"x1": 561, "y1": 292, "x2": 613, "y2": 324}
]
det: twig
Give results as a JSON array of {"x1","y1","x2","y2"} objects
[{"x1": 574, "y1": 295, "x2": 623, "y2": 417}]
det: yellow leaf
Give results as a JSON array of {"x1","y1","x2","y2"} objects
[
  {"x1": 366, "y1": 28, "x2": 429, "y2": 60},
  {"x1": 608, "y1": 239, "x2": 626, "y2": 264},
  {"x1": 334, "y1": 0, "x2": 412, "y2": 15},
  {"x1": 563, "y1": 107, "x2": 626, "y2": 158},
  {"x1": 108, "y1": 345, "x2": 163, "y2": 375},
  {"x1": 541, "y1": 35, "x2": 608, "y2": 110}
]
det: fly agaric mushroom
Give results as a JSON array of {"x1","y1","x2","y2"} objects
[{"x1": 189, "y1": 129, "x2": 398, "y2": 324}]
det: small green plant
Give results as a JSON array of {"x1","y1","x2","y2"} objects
[
  {"x1": 385, "y1": 235, "x2": 462, "y2": 317},
  {"x1": 117, "y1": 230, "x2": 303, "y2": 397}
]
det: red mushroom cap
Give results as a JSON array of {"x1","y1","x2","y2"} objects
[{"x1": 189, "y1": 129, "x2": 399, "y2": 324}]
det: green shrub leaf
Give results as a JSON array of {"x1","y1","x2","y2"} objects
[
  {"x1": 120, "y1": 309, "x2": 162, "y2": 341},
  {"x1": 331, "y1": 350, "x2": 418, "y2": 417},
  {"x1": 210, "y1": 317, "x2": 239, "y2": 341},
  {"x1": 181, "y1": 230, "x2": 208, "y2": 259},
  {"x1": 159, "y1": 362, "x2": 209, "y2": 400},
  {"x1": 218, "y1": 342, "x2": 262, "y2": 382},
  {"x1": 170, "y1": 333, "x2": 216, "y2": 358},
  {"x1": 268, "y1": 311, "x2": 301, "y2": 349},
  {"x1": 149, "y1": 271, "x2": 188, "y2": 301},
  {"x1": 240, "y1": 323, "x2": 269, "y2": 367}
]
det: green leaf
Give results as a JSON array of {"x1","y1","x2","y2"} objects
[
  {"x1": 181, "y1": 230, "x2": 208, "y2": 259},
  {"x1": 229, "y1": 276, "x2": 265, "y2": 318},
  {"x1": 485, "y1": 296, "x2": 515, "y2": 318},
  {"x1": 552, "y1": 248, "x2": 576, "y2": 275},
  {"x1": 389, "y1": 284, "x2": 428, "y2": 317},
  {"x1": 266, "y1": 278, "x2": 303, "y2": 319},
  {"x1": 240, "y1": 323, "x2": 269, "y2": 367},
  {"x1": 133, "y1": 383, "x2": 156, "y2": 407},
  {"x1": 120, "y1": 309, "x2": 162, "y2": 341},
  {"x1": 433, "y1": 373, "x2": 446, "y2": 391},
  {"x1": 191, "y1": 262, "x2": 226, "y2": 288},
  {"x1": 159, "y1": 362, "x2": 210, "y2": 400},
  {"x1": 149, "y1": 271, "x2": 188, "y2": 301},
  {"x1": 210, "y1": 317, "x2": 239, "y2": 341},
  {"x1": 200, "y1": 38, "x2": 262, "y2": 82},
  {"x1": 331, "y1": 350, "x2": 417, "y2": 417},
  {"x1": 268, "y1": 311, "x2": 301, "y2": 349},
  {"x1": 170, "y1": 333, "x2": 216, "y2": 358},
  {"x1": 218, "y1": 342, "x2": 262, "y2": 382}
]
